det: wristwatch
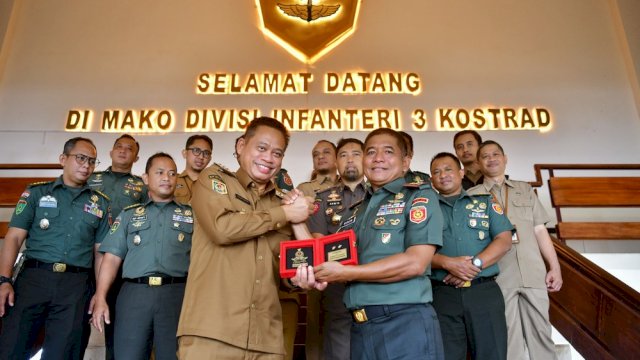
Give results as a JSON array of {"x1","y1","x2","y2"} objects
[
  {"x1": 0, "y1": 275, "x2": 13, "y2": 286},
  {"x1": 472, "y1": 257, "x2": 483, "y2": 270}
]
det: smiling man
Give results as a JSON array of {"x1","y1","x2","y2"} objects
[
  {"x1": 177, "y1": 117, "x2": 313, "y2": 359},
  {"x1": 90, "y1": 153, "x2": 191, "y2": 360},
  {"x1": 294, "y1": 128, "x2": 445, "y2": 360},
  {"x1": 429, "y1": 152, "x2": 512, "y2": 360},
  {"x1": 0, "y1": 137, "x2": 111, "y2": 359}
]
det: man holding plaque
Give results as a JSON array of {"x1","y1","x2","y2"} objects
[
  {"x1": 306, "y1": 138, "x2": 367, "y2": 360},
  {"x1": 177, "y1": 117, "x2": 313, "y2": 359},
  {"x1": 293, "y1": 128, "x2": 446, "y2": 360}
]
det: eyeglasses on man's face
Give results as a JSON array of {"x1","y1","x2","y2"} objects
[
  {"x1": 187, "y1": 147, "x2": 212, "y2": 158},
  {"x1": 66, "y1": 153, "x2": 100, "y2": 167}
]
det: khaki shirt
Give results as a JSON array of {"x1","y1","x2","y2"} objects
[
  {"x1": 297, "y1": 175, "x2": 339, "y2": 198},
  {"x1": 177, "y1": 165, "x2": 292, "y2": 355},
  {"x1": 175, "y1": 171, "x2": 196, "y2": 204},
  {"x1": 468, "y1": 179, "x2": 550, "y2": 289}
]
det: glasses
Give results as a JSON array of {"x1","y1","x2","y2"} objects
[
  {"x1": 187, "y1": 147, "x2": 212, "y2": 158},
  {"x1": 67, "y1": 153, "x2": 100, "y2": 167}
]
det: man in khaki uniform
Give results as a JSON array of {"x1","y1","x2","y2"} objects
[
  {"x1": 175, "y1": 134, "x2": 212, "y2": 204},
  {"x1": 298, "y1": 140, "x2": 340, "y2": 197},
  {"x1": 468, "y1": 140, "x2": 562, "y2": 359},
  {"x1": 177, "y1": 117, "x2": 313, "y2": 359},
  {"x1": 297, "y1": 139, "x2": 340, "y2": 360}
]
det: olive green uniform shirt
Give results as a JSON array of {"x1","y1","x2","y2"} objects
[
  {"x1": 468, "y1": 179, "x2": 550, "y2": 289},
  {"x1": 9, "y1": 177, "x2": 111, "y2": 268},
  {"x1": 88, "y1": 167, "x2": 147, "y2": 218},
  {"x1": 99, "y1": 200, "x2": 193, "y2": 278},
  {"x1": 175, "y1": 171, "x2": 196, "y2": 205},
  {"x1": 177, "y1": 165, "x2": 292, "y2": 355},
  {"x1": 340, "y1": 177, "x2": 444, "y2": 308},
  {"x1": 431, "y1": 191, "x2": 514, "y2": 282}
]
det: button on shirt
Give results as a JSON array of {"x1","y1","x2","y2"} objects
[
  {"x1": 9, "y1": 177, "x2": 111, "y2": 268},
  {"x1": 341, "y1": 177, "x2": 444, "y2": 309},
  {"x1": 177, "y1": 165, "x2": 292, "y2": 355},
  {"x1": 98, "y1": 200, "x2": 193, "y2": 278},
  {"x1": 431, "y1": 191, "x2": 513, "y2": 281},
  {"x1": 88, "y1": 167, "x2": 147, "y2": 218},
  {"x1": 468, "y1": 179, "x2": 550, "y2": 289}
]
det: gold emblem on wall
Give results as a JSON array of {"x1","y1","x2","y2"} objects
[{"x1": 256, "y1": 0, "x2": 362, "y2": 63}]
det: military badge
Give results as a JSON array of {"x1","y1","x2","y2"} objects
[
  {"x1": 212, "y1": 179, "x2": 228, "y2": 194},
  {"x1": 412, "y1": 197, "x2": 428, "y2": 206},
  {"x1": 313, "y1": 202, "x2": 320, "y2": 214},
  {"x1": 110, "y1": 220, "x2": 120, "y2": 234},
  {"x1": 374, "y1": 217, "x2": 385, "y2": 226},
  {"x1": 481, "y1": 220, "x2": 489, "y2": 228},
  {"x1": 15, "y1": 199, "x2": 27, "y2": 215},
  {"x1": 478, "y1": 231, "x2": 485, "y2": 240},
  {"x1": 331, "y1": 214, "x2": 342, "y2": 225},
  {"x1": 326, "y1": 207, "x2": 334, "y2": 216},
  {"x1": 39, "y1": 218, "x2": 49, "y2": 230},
  {"x1": 133, "y1": 234, "x2": 141, "y2": 245},
  {"x1": 184, "y1": 209, "x2": 192, "y2": 216},
  {"x1": 492, "y1": 203, "x2": 504, "y2": 215},
  {"x1": 39, "y1": 195, "x2": 57, "y2": 208},
  {"x1": 381, "y1": 233, "x2": 391, "y2": 244},
  {"x1": 469, "y1": 219, "x2": 477, "y2": 227},
  {"x1": 20, "y1": 191, "x2": 30, "y2": 199},
  {"x1": 390, "y1": 218, "x2": 400, "y2": 226},
  {"x1": 135, "y1": 207, "x2": 145, "y2": 216},
  {"x1": 91, "y1": 195, "x2": 98, "y2": 203},
  {"x1": 409, "y1": 206, "x2": 426, "y2": 224},
  {"x1": 479, "y1": 202, "x2": 487, "y2": 209},
  {"x1": 395, "y1": 193, "x2": 404, "y2": 200},
  {"x1": 466, "y1": 204, "x2": 474, "y2": 209},
  {"x1": 178, "y1": 233, "x2": 185, "y2": 242}
]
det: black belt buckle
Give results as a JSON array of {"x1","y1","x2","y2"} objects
[{"x1": 53, "y1": 263, "x2": 67, "y2": 272}]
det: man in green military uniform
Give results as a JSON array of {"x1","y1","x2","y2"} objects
[
  {"x1": 90, "y1": 153, "x2": 192, "y2": 360},
  {"x1": 0, "y1": 137, "x2": 111, "y2": 359},
  {"x1": 294, "y1": 129, "x2": 445, "y2": 360},
  {"x1": 88, "y1": 134, "x2": 147, "y2": 217},
  {"x1": 87, "y1": 133, "x2": 147, "y2": 359},
  {"x1": 429, "y1": 152, "x2": 513, "y2": 360}
]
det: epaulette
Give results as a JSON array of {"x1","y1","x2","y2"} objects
[
  {"x1": 28, "y1": 180, "x2": 53, "y2": 188},
  {"x1": 470, "y1": 192, "x2": 492, "y2": 197},
  {"x1": 212, "y1": 162, "x2": 234, "y2": 177},
  {"x1": 316, "y1": 185, "x2": 338, "y2": 196},
  {"x1": 123, "y1": 203, "x2": 143, "y2": 211},
  {"x1": 93, "y1": 190, "x2": 111, "y2": 201}
]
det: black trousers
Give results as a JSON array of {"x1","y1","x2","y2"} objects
[
  {"x1": 0, "y1": 267, "x2": 90, "y2": 360},
  {"x1": 431, "y1": 280, "x2": 507, "y2": 360},
  {"x1": 114, "y1": 281, "x2": 185, "y2": 360}
]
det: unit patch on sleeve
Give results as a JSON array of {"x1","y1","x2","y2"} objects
[{"x1": 409, "y1": 206, "x2": 427, "y2": 224}]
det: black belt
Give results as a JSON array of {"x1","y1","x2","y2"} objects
[
  {"x1": 350, "y1": 304, "x2": 418, "y2": 324},
  {"x1": 125, "y1": 276, "x2": 187, "y2": 286},
  {"x1": 24, "y1": 259, "x2": 91, "y2": 273},
  {"x1": 432, "y1": 276, "x2": 496, "y2": 288}
]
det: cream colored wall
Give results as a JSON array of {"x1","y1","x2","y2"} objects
[{"x1": 0, "y1": 0, "x2": 639, "y2": 252}]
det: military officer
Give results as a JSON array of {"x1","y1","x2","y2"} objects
[
  {"x1": 296, "y1": 139, "x2": 341, "y2": 360},
  {"x1": 399, "y1": 130, "x2": 430, "y2": 184},
  {"x1": 453, "y1": 130, "x2": 484, "y2": 189},
  {"x1": 90, "y1": 152, "x2": 192, "y2": 360},
  {"x1": 468, "y1": 140, "x2": 562, "y2": 359},
  {"x1": 0, "y1": 137, "x2": 111, "y2": 359},
  {"x1": 88, "y1": 134, "x2": 147, "y2": 218},
  {"x1": 86, "y1": 133, "x2": 147, "y2": 359},
  {"x1": 176, "y1": 134, "x2": 213, "y2": 204},
  {"x1": 177, "y1": 117, "x2": 312, "y2": 359},
  {"x1": 294, "y1": 129, "x2": 445, "y2": 360},
  {"x1": 306, "y1": 137, "x2": 367, "y2": 360},
  {"x1": 429, "y1": 152, "x2": 512, "y2": 360}
]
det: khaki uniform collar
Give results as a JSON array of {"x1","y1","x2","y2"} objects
[{"x1": 236, "y1": 167, "x2": 276, "y2": 193}]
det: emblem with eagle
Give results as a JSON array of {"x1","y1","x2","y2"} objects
[{"x1": 277, "y1": 0, "x2": 340, "y2": 22}]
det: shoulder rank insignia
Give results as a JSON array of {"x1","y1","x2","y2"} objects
[
  {"x1": 94, "y1": 190, "x2": 111, "y2": 201},
  {"x1": 123, "y1": 203, "x2": 143, "y2": 211},
  {"x1": 28, "y1": 180, "x2": 53, "y2": 188}
]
